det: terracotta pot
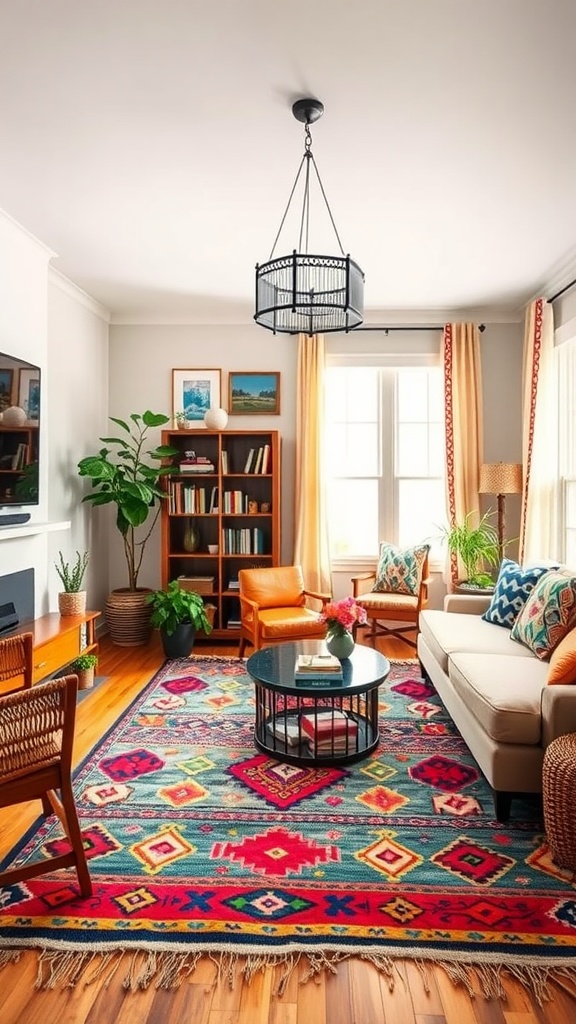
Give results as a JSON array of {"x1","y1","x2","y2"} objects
[{"x1": 105, "y1": 588, "x2": 153, "y2": 646}]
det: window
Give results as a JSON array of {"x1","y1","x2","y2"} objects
[
  {"x1": 324, "y1": 365, "x2": 446, "y2": 562},
  {"x1": 558, "y1": 336, "x2": 576, "y2": 563}
]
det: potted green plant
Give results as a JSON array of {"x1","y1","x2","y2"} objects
[
  {"x1": 441, "y1": 509, "x2": 500, "y2": 589},
  {"x1": 70, "y1": 652, "x2": 98, "y2": 690},
  {"x1": 147, "y1": 579, "x2": 213, "y2": 658},
  {"x1": 55, "y1": 550, "x2": 90, "y2": 616},
  {"x1": 78, "y1": 410, "x2": 178, "y2": 646}
]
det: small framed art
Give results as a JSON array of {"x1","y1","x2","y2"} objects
[
  {"x1": 172, "y1": 368, "x2": 221, "y2": 427},
  {"x1": 0, "y1": 368, "x2": 14, "y2": 411},
  {"x1": 228, "y1": 372, "x2": 280, "y2": 415},
  {"x1": 18, "y1": 367, "x2": 40, "y2": 420}
]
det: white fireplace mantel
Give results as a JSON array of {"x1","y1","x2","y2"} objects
[{"x1": 0, "y1": 520, "x2": 71, "y2": 541}]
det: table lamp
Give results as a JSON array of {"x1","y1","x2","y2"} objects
[{"x1": 479, "y1": 462, "x2": 523, "y2": 560}]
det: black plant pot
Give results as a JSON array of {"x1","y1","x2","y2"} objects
[{"x1": 160, "y1": 623, "x2": 196, "y2": 659}]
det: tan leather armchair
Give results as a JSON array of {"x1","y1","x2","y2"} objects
[
  {"x1": 352, "y1": 551, "x2": 430, "y2": 649},
  {"x1": 238, "y1": 566, "x2": 331, "y2": 656}
]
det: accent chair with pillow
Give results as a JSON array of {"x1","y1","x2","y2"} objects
[
  {"x1": 352, "y1": 542, "x2": 430, "y2": 649},
  {"x1": 418, "y1": 561, "x2": 576, "y2": 820}
]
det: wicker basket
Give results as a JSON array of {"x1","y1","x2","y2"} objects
[
  {"x1": 543, "y1": 732, "x2": 576, "y2": 873},
  {"x1": 58, "y1": 591, "x2": 86, "y2": 617}
]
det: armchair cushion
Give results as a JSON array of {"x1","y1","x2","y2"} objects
[
  {"x1": 373, "y1": 542, "x2": 430, "y2": 596},
  {"x1": 511, "y1": 568, "x2": 576, "y2": 659},
  {"x1": 239, "y1": 566, "x2": 306, "y2": 610}
]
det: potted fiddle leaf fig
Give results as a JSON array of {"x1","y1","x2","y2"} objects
[
  {"x1": 78, "y1": 410, "x2": 178, "y2": 645},
  {"x1": 147, "y1": 580, "x2": 213, "y2": 658}
]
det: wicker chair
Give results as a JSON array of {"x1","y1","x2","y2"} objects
[
  {"x1": 0, "y1": 631, "x2": 34, "y2": 692},
  {"x1": 352, "y1": 550, "x2": 430, "y2": 649},
  {"x1": 0, "y1": 673, "x2": 92, "y2": 898}
]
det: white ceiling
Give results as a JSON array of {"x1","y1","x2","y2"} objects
[{"x1": 1, "y1": 0, "x2": 576, "y2": 324}]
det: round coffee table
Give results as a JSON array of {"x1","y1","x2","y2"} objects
[{"x1": 246, "y1": 640, "x2": 390, "y2": 766}]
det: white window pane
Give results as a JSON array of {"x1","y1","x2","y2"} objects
[
  {"x1": 328, "y1": 480, "x2": 379, "y2": 557},
  {"x1": 398, "y1": 370, "x2": 429, "y2": 422},
  {"x1": 325, "y1": 424, "x2": 347, "y2": 475},
  {"x1": 344, "y1": 423, "x2": 379, "y2": 475},
  {"x1": 429, "y1": 423, "x2": 445, "y2": 475},
  {"x1": 397, "y1": 424, "x2": 431, "y2": 475},
  {"x1": 428, "y1": 370, "x2": 444, "y2": 421},
  {"x1": 398, "y1": 479, "x2": 446, "y2": 559}
]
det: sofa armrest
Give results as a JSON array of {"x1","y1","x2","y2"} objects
[
  {"x1": 541, "y1": 685, "x2": 576, "y2": 746},
  {"x1": 443, "y1": 594, "x2": 492, "y2": 615}
]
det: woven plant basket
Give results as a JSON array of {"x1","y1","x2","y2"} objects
[
  {"x1": 58, "y1": 591, "x2": 87, "y2": 617},
  {"x1": 543, "y1": 732, "x2": 576, "y2": 873},
  {"x1": 105, "y1": 588, "x2": 153, "y2": 647}
]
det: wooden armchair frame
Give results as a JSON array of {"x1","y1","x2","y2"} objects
[{"x1": 352, "y1": 553, "x2": 430, "y2": 649}]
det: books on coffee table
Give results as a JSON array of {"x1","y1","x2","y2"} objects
[
  {"x1": 300, "y1": 710, "x2": 358, "y2": 742},
  {"x1": 294, "y1": 653, "x2": 344, "y2": 683}
]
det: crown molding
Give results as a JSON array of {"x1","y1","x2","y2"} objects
[
  {"x1": 522, "y1": 246, "x2": 576, "y2": 308},
  {"x1": 0, "y1": 207, "x2": 56, "y2": 260},
  {"x1": 48, "y1": 266, "x2": 110, "y2": 321}
]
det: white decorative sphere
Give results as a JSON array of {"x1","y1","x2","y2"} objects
[
  {"x1": 2, "y1": 406, "x2": 27, "y2": 426},
  {"x1": 204, "y1": 407, "x2": 228, "y2": 430}
]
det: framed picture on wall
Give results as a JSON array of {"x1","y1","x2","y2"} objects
[
  {"x1": 0, "y1": 368, "x2": 14, "y2": 411},
  {"x1": 228, "y1": 372, "x2": 280, "y2": 415},
  {"x1": 18, "y1": 368, "x2": 40, "y2": 420},
  {"x1": 172, "y1": 368, "x2": 221, "y2": 428}
]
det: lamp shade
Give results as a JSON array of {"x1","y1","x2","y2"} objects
[{"x1": 479, "y1": 462, "x2": 523, "y2": 495}]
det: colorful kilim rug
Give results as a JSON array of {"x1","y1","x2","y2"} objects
[{"x1": 1, "y1": 655, "x2": 576, "y2": 997}]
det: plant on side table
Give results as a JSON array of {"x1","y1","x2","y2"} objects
[
  {"x1": 147, "y1": 580, "x2": 213, "y2": 659},
  {"x1": 77, "y1": 410, "x2": 178, "y2": 646},
  {"x1": 70, "y1": 653, "x2": 98, "y2": 690},
  {"x1": 55, "y1": 550, "x2": 90, "y2": 616},
  {"x1": 441, "y1": 509, "x2": 500, "y2": 590}
]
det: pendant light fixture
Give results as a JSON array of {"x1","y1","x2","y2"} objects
[{"x1": 254, "y1": 98, "x2": 364, "y2": 336}]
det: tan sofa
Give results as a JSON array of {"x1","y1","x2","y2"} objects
[{"x1": 417, "y1": 594, "x2": 576, "y2": 820}]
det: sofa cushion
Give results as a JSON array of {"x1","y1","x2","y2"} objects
[
  {"x1": 510, "y1": 568, "x2": 576, "y2": 659},
  {"x1": 448, "y1": 652, "x2": 547, "y2": 745},
  {"x1": 373, "y1": 542, "x2": 429, "y2": 596},
  {"x1": 419, "y1": 609, "x2": 536, "y2": 675},
  {"x1": 482, "y1": 559, "x2": 554, "y2": 628},
  {"x1": 547, "y1": 628, "x2": 576, "y2": 685}
]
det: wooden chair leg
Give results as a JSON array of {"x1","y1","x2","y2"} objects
[
  {"x1": 60, "y1": 778, "x2": 92, "y2": 898},
  {"x1": 238, "y1": 636, "x2": 248, "y2": 657}
]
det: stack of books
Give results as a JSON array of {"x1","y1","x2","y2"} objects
[
  {"x1": 179, "y1": 455, "x2": 215, "y2": 473},
  {"x1": 294, "y1": 653, "x2": 344, "y2": 683},
  {"x1": 301, "y1": 710, "x2": 358, "y2": 753}
]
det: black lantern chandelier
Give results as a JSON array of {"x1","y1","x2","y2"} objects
[{"x1": 254, "y1": 98, "x2": 364, "y2": 336}]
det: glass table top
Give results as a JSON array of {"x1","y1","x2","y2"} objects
[{"x1": 246, "y1": 640, "x2": 390, "y2": 696}]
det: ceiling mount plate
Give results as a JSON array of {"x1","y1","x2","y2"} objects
[{"x1": 292, "y1": 98, "x2": 324, "y2": 125}]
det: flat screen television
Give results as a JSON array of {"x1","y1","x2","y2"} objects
[{"x1": 0, "y1": 351, "x2": 40, "y2": 508}]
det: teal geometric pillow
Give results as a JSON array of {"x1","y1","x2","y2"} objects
[
  {"x1": 373, "y1": 542, "x2": 430, "y2": 596},
  {"x1": 482, "y1": 559, "x2": 558, "y2": 629},
  {"x1": 510, "y1": 568, "x2": 576, "y2": 659}
]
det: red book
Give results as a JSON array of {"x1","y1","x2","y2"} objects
[{"x1": 300, "y1": 710, "x2": 358, "y2": 741}]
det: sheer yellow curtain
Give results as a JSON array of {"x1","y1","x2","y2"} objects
[
  {"x1": 443, "y1": 322, "x2": 483, "y2": 584},
  {"x1": 519, "y1": 299, "x2": 556, "y2": 562},
  {"x1": 293, "y1": 333, "x2": 332, "y2": 595}
]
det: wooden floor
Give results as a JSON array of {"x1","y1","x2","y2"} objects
[{"x1": 1, "y1": 629, "x2": 575, "y2": 1023}]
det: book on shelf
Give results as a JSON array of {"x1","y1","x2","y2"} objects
[
  {"x1": 266, "y1": 718, "x2": 303, "y2": 747},
  {"x1": 243, "y1": 448, "x2": 255, "y2": 473},
  {"x1": 306, "y1": 734, "x2": 358, "y2": 754},
  {"x1": 221, "y1": 450, "x2": 229, "y2": 473},
  {"x1": 300, "y1": 710, "x2": 358, "y2": 741},
  {"x1": 179, "y1": 463, "x2": 215, "y2": 473}
]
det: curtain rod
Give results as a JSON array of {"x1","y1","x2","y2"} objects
[
  {"x1": 350, "y1": 324, "x2": 486, "y2": 333},
  {"x1": 548, "y1": 276, "x2": 576, "y2": 304}
]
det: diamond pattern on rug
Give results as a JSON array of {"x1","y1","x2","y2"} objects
[
  {"x1": 44, "y1": 824, "x2": 122, "y2": 862},
  {"x1": 82, "y1": 782, "x2": 133, "y2": 806},
  {"x1": 100, "y1": 748, "x2": 165, "y2": 781},
  {"x1": 407, "y1": 701, "x2": 442, "y2": 718},
  {"x1": 355, "y1": 836, "x2": 423, "y2": 879},
  {"x1": 222, "y1": 888, "x2": 316, "y2": 920},
  {"x1": 159, "y1": 780, "x2": 209, "y2": 807},
  {"x1": 379, "y1": 896, "x2": 424, "y2": 923},
  {"x1": 431, "y1": 837, "x2": 515, "y2": 885},
  {"x1": 360, "y1": 761, "x2": 397, "y2": 782},
  {"x1": 130, "y1": 826, "x2": 196, "y2": 874},
  {"x1": 551, "y1": 900, "x2": 576, "y2": 930},
  {"x1": 525, "y1": 842, "x2": 576, "y2": 884},
  {"x1": 162, "y1": 676, "x2": 208, "y2": 694},
  {"x1": 228, "y1": 754, "x2": 346, "y2": 809},
  {"x1": 113, "y1": 887, "x2": 159, "y2": 915},
  {"x1": 356, "y1": 785, "x2": 409, "y2": 814},
  {"x1": 0, "y1": 883, "x2": 30, "y2": 909},
  {"x1": 152, "y1": 695, "x2": 187, "y2": 710},
  {"x1": 409, "y1": 755, "x2": 479, "y2": 791},
  {"x1": 432, "y1": 793, "x2": 482, "y2": 816},
  {"x1": 178, "y1": 755, "x2": 216, "y2": 775},
  {"x1": 391, "y1": 679, "x2": 435, "y2": 699},
  {"x1": 211, "y1": 826, "x2": 340, "y2": 877}
]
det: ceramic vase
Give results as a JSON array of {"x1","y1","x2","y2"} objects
[
  {"x1": 204, "y1": 407, "x2": 228, "y2": 430},
  {"x1": 183, "y1": 522, "x2": 200, "y2": 553},
  {"x1": 326, "y1": 629, "x2": 355, "y2": 660}
]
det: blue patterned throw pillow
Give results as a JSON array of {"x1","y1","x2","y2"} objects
[
  {"x1": 373, "y1": 543, "x2": 430, "y2": 596},
  {"x1": 482, "y1": 559, "x2": 557, "y2": 629}
]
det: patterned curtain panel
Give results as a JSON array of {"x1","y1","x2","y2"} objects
[
  {"x1": 519, "y1": 299, "x2": 557, "y2": 563},
  {"x1": 293, "y1": 333, "x2": 332, "y2": 595},
  {"x1": 443, "y1": 322, "x2": 483, "y2": 585}
]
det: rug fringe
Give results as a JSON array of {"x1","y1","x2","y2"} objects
[{"x1": 19, "y1": 949, "x2": 576, "y2": 1004}]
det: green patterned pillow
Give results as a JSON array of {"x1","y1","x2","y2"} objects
[
  {"x1": 373, "y1": 542, "x2": 430, "y2": 596},
  {"x1": 510, "y1": 568, "x2": 576, "y2": 660}
]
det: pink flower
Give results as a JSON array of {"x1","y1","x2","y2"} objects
[{"x1": 320, "y1": 597, "x2": 367, "y2": 636}]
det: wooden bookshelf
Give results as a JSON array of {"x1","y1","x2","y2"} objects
[{"x1": 160, "y1": 429, "x2": 281, "y2": 641}]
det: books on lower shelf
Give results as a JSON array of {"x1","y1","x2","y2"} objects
[
  {"x1": 267, "y1": 718, "x2": 303, "y2": 747},
  {"x1": 300, "y1": 710, "x2": 358, "y2": 742}
]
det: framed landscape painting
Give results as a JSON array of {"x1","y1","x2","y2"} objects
[
  {"x1": 229, "y1": 372, "x2": 280, "y2": 415},
  {"x1": 18, "y1": 367, "x2": 40, "y2": 420},
  {"x1": 172, "y1": 368, "x2": 221, "y2": 427}
]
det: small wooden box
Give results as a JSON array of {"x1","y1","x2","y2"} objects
[{"x1": 177, "y1": 575, "x2": 215, "y2": 595}]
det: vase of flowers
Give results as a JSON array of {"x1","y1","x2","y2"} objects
[{"x1": 320, "y1": 597, "x2": 367, "y2": 660}]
